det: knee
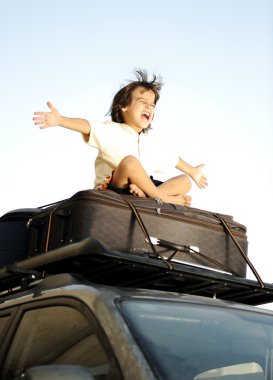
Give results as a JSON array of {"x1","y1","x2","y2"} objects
[{"x1": 118, "y1": 155, "x2": 140, "y2": 170}]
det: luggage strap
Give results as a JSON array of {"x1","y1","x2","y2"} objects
[
  {"x1": 214, "y1": 213, "x2": 264, "y2": 288},
  {"x1": 45, "y1": 204, "x2": 62, "y2": 253},
  {"x1": 122, "y1": 196, "x2": 241, "y2": 274},
  {"x1": 121, "y1": 197, "x2": 174, "y2": 270}
]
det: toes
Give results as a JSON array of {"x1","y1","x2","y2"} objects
[{"x1": 184, "y1": 195, "x2": 192, "y2": 207}]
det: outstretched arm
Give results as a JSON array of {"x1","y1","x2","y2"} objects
[
  {"x1": 33, "y1": 101, "x2": 90, "y2": 136},
  {"x1": 176, "y1": 157, "x2": 208, "y2": 189}
]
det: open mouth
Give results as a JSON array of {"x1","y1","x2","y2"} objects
[{"x1": 142, "y1": 112, "x2": 150, "y2": 121}]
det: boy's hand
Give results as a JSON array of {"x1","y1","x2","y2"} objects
[
  {"x1": 33, "y1": 101, "x2": 62, "y2": 129},
  {"x1": 191, "y1": 164, "x2": 208, "y2": 189}
]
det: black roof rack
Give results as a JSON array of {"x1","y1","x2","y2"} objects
[{"x1": 0, "y1": 238, "x2": 273, "y2": 306}]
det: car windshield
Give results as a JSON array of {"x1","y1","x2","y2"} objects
[{"x1": 120, "y1": 299, "x2": 273, "y2": 380}]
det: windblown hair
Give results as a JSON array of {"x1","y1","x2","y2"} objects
[{"x1": 109, "y1": 69, "x2": 163, "y2": 124}]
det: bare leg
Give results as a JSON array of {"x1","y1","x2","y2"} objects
[
  {"x1": 158, "y1": 175, "x2": 192, "y2": 206},
  {"x1": 158, "y1": 174, "x2": 192, "y2": 195},
  {"x1": 110, "y1": 156, "x2": 192, "y2": 206},
  {"x1": 130, "y1": 175, "x2": 192, "y2": 202}
]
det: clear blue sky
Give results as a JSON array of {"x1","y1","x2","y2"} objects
[{"x1": 0, "y1": 1, "x2": 272, "y2": 287}]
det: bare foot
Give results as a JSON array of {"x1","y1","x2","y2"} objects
[
  {"x1": 162, "y1": 194, "x2": 192, "y2": 206},
  {"x1": 129, "y1": 183, "x2": 192, "y2": 206},
  {"x1": 129, "y1": 184, "x2": 146, "y2": 197},
  {"x1": 183, "y1": 195, "x2": 192, "y2": 207}
]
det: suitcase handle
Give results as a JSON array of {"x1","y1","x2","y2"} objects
[{"x1": 148, "y1": 236, "x2": 235, "y2": 274}]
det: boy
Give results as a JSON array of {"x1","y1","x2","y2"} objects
[{"x1": 33, "y1": 69, "x2": 208, "y2": 206}]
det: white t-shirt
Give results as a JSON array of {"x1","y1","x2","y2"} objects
[{"x1": 85, "y1": 120, "x2": 179, "y2": 188}]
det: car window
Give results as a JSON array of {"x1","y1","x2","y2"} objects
[
  {"x1": 2, "y1": 302, "x2": 115, "y2": 380},
  {"x1": 120, "y1": 300, "x2": 272, "y2": 380}
]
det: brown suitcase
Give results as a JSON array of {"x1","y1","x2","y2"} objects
[{"x1": 27, "y1": 190, "x2": 248, "y2": 277}]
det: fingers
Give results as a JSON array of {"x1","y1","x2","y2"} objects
[
  {"x1": 34, "y1": 101, "x2": 54, "y2": 116},
  {"x1": 33, "y1": 114, "x2": 47, "y2": 128},
  {"x1": 196, "y1": 177, "x2": 208, "y2": 189},
  {"x1": 33, "y1": 111, "x2": 45, "y2": 116},
  {"x1": 194, "y1": 175, "x2": 208, "y2": 189},
  {"x1": 47, "y1": 101, "x2": 55, "y2": 111},
  {"x1": 33, "y1": 101, "x2": 55, "y2": 129},
  {"x1": 193, "y1": 165, "x2": 208, "y2": 189},
  {"x1": 33, "y1": 116, "x2": 44, "y2": 125},
  {"x1": 33, "y1": 120, "x2": 48, "y2": 129},
  {"x1": 33, "y1": 116, "x2": 45, "y2": 123}
]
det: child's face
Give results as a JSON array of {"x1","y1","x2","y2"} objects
[{"x1": 121, "y1": 87, "x2": 156, "y2": 133}]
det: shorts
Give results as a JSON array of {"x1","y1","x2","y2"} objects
[{"x1": 97, "y1": 173, "x2": 163, "y2": 195}]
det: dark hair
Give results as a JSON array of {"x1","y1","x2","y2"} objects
[{"x1": 109, "y1": 69, "x2": 163, "y2": 124}]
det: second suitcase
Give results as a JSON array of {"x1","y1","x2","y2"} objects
[
  {"x1": 27, "y1": 190, "x2": 248, "y2": 277},
  {"x1": 0, "y1": 208, "x2": 41, "y2": 268}
]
